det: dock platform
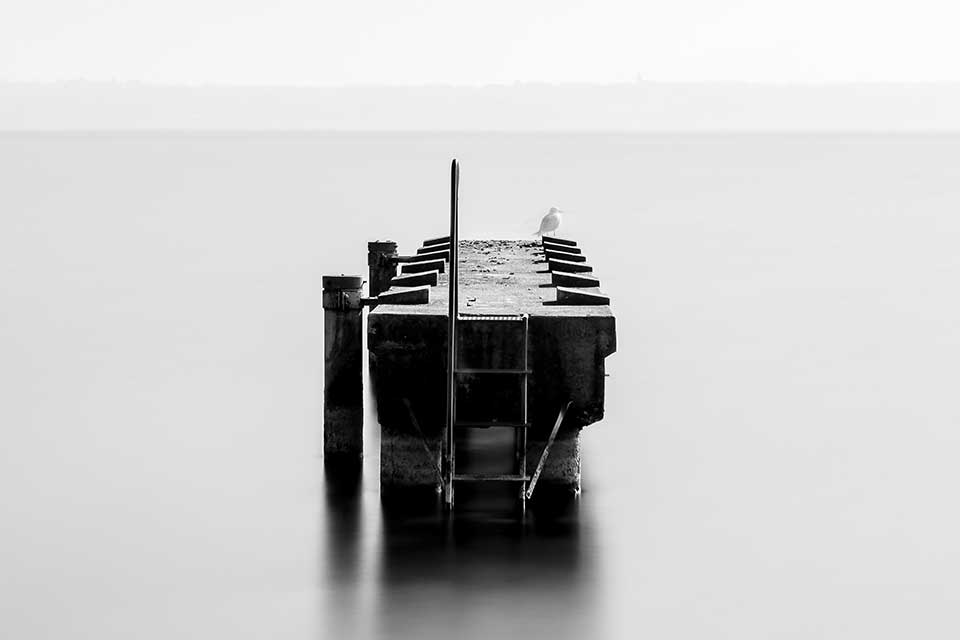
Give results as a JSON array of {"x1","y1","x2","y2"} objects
[{"x1": 368, "y1": 238, "x2": 616, "y2": 500}]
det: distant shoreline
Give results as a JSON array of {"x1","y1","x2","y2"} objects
[
  {"x1": 3, "y1": 82, "x2": 959, "y2": 131},
  {"x1": 4, "y1": 130, "x2": 960, "y2": 136}
]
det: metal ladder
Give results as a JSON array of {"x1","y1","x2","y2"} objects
[
  {"x1": 443, "y1": 159, "x2": 569, "y2": 512},
  {"x1": 446, "y1": 313, "x2": 531, "y2": 510}
]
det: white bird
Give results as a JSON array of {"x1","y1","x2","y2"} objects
[{"x1": 533, "y1": 207, "x2": 563, "y2": 237}]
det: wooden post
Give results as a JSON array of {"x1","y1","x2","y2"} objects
[
  {"x1": 367, "y1": 240, "x2": 398, "y2": 299},
  {"x1": 323, "y1": 275, "x2": 364, "y2": 470}
]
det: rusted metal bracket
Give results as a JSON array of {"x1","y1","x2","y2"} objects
[
  {"x1": 542, "y1": 244, "x2": 581, "y2": 255},
  {"x1": 544, "y1": 249, "x2": 587, "y2": 263},
  {"x1": 525, "y1": 401, "x2": 572, "y2": 500},
  {"x1": 378, "y1": 285, "x2": 430, "y2": 305},
  {"x1": 402, "y1": 250, "x2": 449, "y2": 262},
  {"x1": 542, "y1": 237, "x2": 577, "y2": 248},
  {"x1": 556, "y1": 287, "x2": 610, "y2": 305},
  {"x1": 401, "y1": 258, "x2": 445, "y2": 274},
  {"x1": 551, "y1": 271, "x2": 600, "y2": 288},
  {"x1": 548, "y1": 258, "x2": 593, "y2": 273},
  {"x1": 390, "y1": 270, "x2": 439, "y2": 287},
  {"x1": 414, "y1": 246, "x2": 450, "y2": 256},
  {"x1": 423, "y1": 235, "x2": 450, "y2": 247}
]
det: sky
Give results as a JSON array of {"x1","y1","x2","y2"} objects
[{"x1": 2, "y1": 0, "x2": 960, "y2": 85}]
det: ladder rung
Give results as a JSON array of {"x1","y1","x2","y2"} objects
[
  {"x1": 454, "y1": 474, "x2": 530, "y2": 482},
  {"x1": 454, "y1": 368, "x2": 530, "y2": 375},
  {"x1": 455, "y1": 421, "x2": 530, "y2": 429},
  {"x1": 457, "y1": 314, "x2": 527, "y2": 322}
]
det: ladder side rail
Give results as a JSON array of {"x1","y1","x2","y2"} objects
[{"x1": 519, "y1": 315, "x2": 530, "y2": 509}]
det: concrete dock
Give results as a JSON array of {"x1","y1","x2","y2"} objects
[{"x1": 367, "y1": 238, "x2": 616, "y2": 501}]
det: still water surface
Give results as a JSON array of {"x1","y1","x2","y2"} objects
[{"x1": 2, "y1": 132, "x2": 960, "y2": 638}]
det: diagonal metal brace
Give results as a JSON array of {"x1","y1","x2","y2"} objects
[{"x1": 525, "y1": 401, "x2": 573, "y2": 500}]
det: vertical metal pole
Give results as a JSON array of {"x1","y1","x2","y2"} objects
[
  {"x1": 322, "y1": 275, "x2": 364, "y2": 472},
  {"x1": 444, "y1": 159, "x2": 459, "y2": 509},
  {"x1": 520, "y1": 314, "x2": 529, "y2": 514}
]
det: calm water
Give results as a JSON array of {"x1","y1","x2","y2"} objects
[{"x1": 2, "y1": 132, "x2": 960, "y2": 638}]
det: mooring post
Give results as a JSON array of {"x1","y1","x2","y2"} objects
[
  {"x1": 367, "y1": 240, "x2": 398, "y2": 300},
  {"x1": 323, "y1": 275, "x2": 364, "y2": 471}
]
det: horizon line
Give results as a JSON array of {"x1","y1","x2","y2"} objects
[{"x1": 5, "y1": 79, "x2": 960, "y2": 90}]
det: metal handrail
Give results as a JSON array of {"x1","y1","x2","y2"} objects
[{"x1": 444, "y1": 159, "x2": 459, "y2": 509}]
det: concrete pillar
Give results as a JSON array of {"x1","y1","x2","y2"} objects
[
  {"x1": 323, "y1": 275, "x2": 364, "y2": 469},
  {"x1": 367, "y1": 240, "x2": 398, "y2": 299}
]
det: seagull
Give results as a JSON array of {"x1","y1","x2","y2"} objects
[{"x1": 533, "y1": 207, "x2": 563, "y2": 238}]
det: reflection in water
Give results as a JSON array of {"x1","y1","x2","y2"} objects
[
  {"x1": 4, "y1": 133, "x2": 960, "y2": 638},
  {"x1": 323, "y1": 463, "x2": 363, "y2": 584},
  {"x1": 322, "y1": 462, "x2": 595, "y2": 640}
]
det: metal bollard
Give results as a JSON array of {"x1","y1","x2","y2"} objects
[{"x1": 367, "y1": 240, "x2": 398, "y2": 300}]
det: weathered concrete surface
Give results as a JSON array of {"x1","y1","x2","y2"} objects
[{"x1": 368, "y1": 240, "x2": 616, "y2": 495}]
